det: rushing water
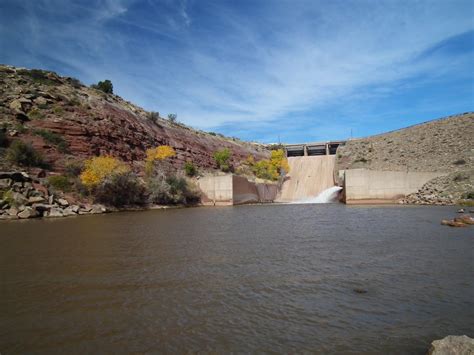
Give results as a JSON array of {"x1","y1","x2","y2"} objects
[
  {"x1": 293, "y1": 186, "x2": 343, "y2": 204},
  {"x1": 1, "y1": 204, "x2": 473, "y2": 354}
]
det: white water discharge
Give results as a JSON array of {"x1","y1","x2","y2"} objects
[
  {"x1": 293, "y1": 186, "x2": 343, "y2": 204},
  {"x1": 278, "y1": 156, "x2": 336, "y2": 202}
]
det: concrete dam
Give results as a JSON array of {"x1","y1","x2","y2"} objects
[
  {"x1": 198, "y1": 139, "x2": 446, "y2": 205},
  {"x1": 277, "y1": 155, "x2": 337, "y2": 202}
]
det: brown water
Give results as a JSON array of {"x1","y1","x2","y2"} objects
[{"x1": 1, "y1": 204, "x2": 473, "y2": 354}]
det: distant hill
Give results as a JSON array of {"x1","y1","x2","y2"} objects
[
  {"x1": 336, "y1": 113, "x2": 474, "y2": 204},
  {"x1": 0, "y1": 65, "x2": 268, "y2": 174}
]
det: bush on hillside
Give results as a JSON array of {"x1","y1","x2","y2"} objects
[
  {"x1": 6, "y1": 140, "x2": 48, "y2": 168},
  {"x1": 148, "y1": 111, "x2": 159, "y2": 124},
  {"x1": 48, "y1": 175, "x2": 72, "y2": 192},
  {"x1": 145, "y1": 145, "x2": 176, "y2": 175},
  {"x1": 33, "y1": 129, "x2": 69, "y2": 153},
  {"x1": 94, "y1": 172, "x2": 146, "y2": 207},
  {"x1": 167, "y1": 113, "x2": 177, "y2": 123},
  {"x1": 184, "y1": 161, "x2": 197, "y2": 177},
  {"x1": 64, "y1": 160, "x2": 84, "y2": 177},
  {"x1": 213, "y1": 148, "x2": 231, "y2": 172},
  {"x1": 17, "y1": 69, "x2": 59, "y2": 86},
  {"x1": 92, "y1": 79, "x2": 113, "y2": 94},
  {"x1": 80, "y1": 156, "x2": 129, "y2": 189},
  {"x1": 148, "y1": 174, "x2": 200, "y2": 205}
]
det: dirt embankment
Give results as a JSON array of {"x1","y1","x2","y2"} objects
[
  {"x1": 0, "y1": 65, "x2": 268, "y2": 174},
  {"x1": 336, "y1": 113, "x2": 474, "y2": 204}
]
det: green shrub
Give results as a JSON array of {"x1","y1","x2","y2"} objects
[
  {"x1": 14, "y1": 124, "x2": 27, "y2": 134},
  {"x1": 28, "y1": 108, "x2": 44, "y2": 120},
  {"x1": 208, "y1": 132, "x2": 217, "y2": 136},
  {"x1": 94, "y1": 172, "x2": 146, "y2": 207},
  {"x1": 92, "y1": 79, "x2": 113, "y2": 94},
  {"x1": 463, "y1": 191, "x2": 474, "y2": 200},
  {"x1": 17, "y1": 69, "x2": 59, "y2": 86},
  {"x1": 6, "y1": 140, "x2": 48, "y2": 168},
  {"x1": 453, "y1": 159, "x2": 466, "y2": 165},
  {"x1": 48, "y1": 175, "x2": 72, "y2": 192},
  {"x1": 268, "y1": 144, "x2": 284, "y2": 151},
  {"x1": 52, "y1": 106, "x2": 64, "y2": 115},
  {"x1": 148, "y1": 112, "x2": 159, "y2": 123},
  {"x1": 64, "y1": 161, "x2": 84, "y2": 177},
  {"x1": 148, "y1": 174, "x2": 200, "y2": 205},
  {"x1": 184, "y1": 161, "x2": 197, "y2": 177},
  {"x1": 33, "y1": 129, "x2": 69, "y2": 153},
  {"x1": 66, "y1": 77, "x2": 83, "y2": 89},
  {"x1": 167, "y1": 113, "x2": 177, "y2": 123},
  {"x1": 213, "y1": 148, "x2": 231, "y2": 172}
]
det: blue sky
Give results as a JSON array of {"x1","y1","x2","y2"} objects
[{"x1": 0, "y1": 0, "x2": 473, "y2": 143}]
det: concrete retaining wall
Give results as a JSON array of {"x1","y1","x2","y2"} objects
[
  {"x1": 198, "y1": 174, "x2": 278, "y2": 206},
  {"x1": 344, "y1": 169, "x2": 446, "y2": 204}
]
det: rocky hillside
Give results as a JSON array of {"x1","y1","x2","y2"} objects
[
  {"x1": 336, "y1": 113, "x2": 474, "y2": 204},
  {"x1": 0, "y1": 65, "x2": 268, "y2": 175}
]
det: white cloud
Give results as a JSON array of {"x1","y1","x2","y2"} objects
[{"x1": 1, "y1": 0, "x2": 472, "y2": 136}]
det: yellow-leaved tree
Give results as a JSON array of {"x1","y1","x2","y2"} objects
[
  {"x1": 145, "y1": 145, "x2": 176, "y2": 175},
  {"x1": 252, "y1": 149, "x2": 289, "y2": 181},
  {"x1": 80, "y1": 156, "x2": 129, "y2": 189},
  {"x1": 270, "y1": 149, "x2": 290, "y2": 176}
]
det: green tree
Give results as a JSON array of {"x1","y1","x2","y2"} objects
[
  {"x1": 213, "y1": 148, "x2": 231, "y2": 172},
  {"x1": 167, "y1": 113, "x2": 177, "y2": 123},
  {"x1": 93, "y1": 79, "x2": 113, "y2": 94}
]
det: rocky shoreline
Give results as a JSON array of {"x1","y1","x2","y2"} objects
[
  {"x1": 0, "y1": 171, "x2": 108, "y2": 220},
  {"x1": 0, "y1": 171, "x2": 195, "y2": 221}
]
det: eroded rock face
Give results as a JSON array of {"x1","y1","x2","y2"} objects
[
  {"x1": 0, "y1": 65, "x2": 269, "y2": 174},
  {"x1": 428, "y1": 335, "x2": 474, "y2": 355}
]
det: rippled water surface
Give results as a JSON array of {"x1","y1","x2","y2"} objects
[{"x1": 1, "y1": 204, "x2": 473, "y2": 354}]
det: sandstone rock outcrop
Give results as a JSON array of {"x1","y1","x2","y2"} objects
[
  {"x1": 428, "y1": 335, "x2": 474, "y2": 355},
  {"x1": 0, "y1": 171, "x2": 107, "y2": 220},
  {"x1": 0, "y1": 65, "x2": 268, "y2": 175}
]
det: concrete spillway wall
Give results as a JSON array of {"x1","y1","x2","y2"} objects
[
  {"x1": 198, "y1": 174, "x2": 278, "y2": 206},
  {"x1": 277, "y1": 156, "x2": 336, "y2": 202},
  {"x1": 343, "y1": 169, "x2": 446, "y2": 204}
]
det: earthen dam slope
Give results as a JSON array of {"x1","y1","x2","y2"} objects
[{"x1": 277, "y1": 156, "x2": 336, "y2": 202}]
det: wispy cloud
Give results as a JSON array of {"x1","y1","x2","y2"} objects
[{"x1": 0, "y1": 0, "x2": 473, "y2": 142}]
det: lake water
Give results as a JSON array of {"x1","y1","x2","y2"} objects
[{"x1": 1, "y1": 204, "x2": 473, "y2": 354}]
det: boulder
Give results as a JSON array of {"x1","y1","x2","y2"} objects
[
  {"x1": 454, "y1": 215, "x2": 474, "y2": 225},
  {"x1": 457, "y1": 208, "x2": 465, "y2": 213},
  {"x1": 57, "y1": 198, "x2": 69, "y2": 207},
  {"x1": 428, "y1": 335, "x2": 474, "y2": 355},
  {"x1": 90, "y1": 204, "x2": 107, "y2": 214},
  {"x1": 10, "y1": 192, "x2": 28, "y2": 206},
  {"x1": 45, "y1": 207, "x2": 64, "y2": 218},
  {"x1": 0, "y1": 214, "x2": 18, "y2": 220},
  {"x1": 441, "y1": 219, "x2": 468, "y2": 228},
  {"x1": 28, "y1": 196, "x2": 45, "y2": 205},
  {"x1": 63, "y1": 206, "x2": 78, "y2": 216},
  {"x1": 6, "y1": 207, "x2": 19, "y2": 216},
  {"x1": 18, "y1": 207, "x2": 38, "y2": 219},
  {"x1": 70, "y1": 205, "x2": 80, "y2": 213}
]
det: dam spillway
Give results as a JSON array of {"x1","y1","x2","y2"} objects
[{"x1": 277, "y1": 155, "x2": 337, "y2": 202}]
